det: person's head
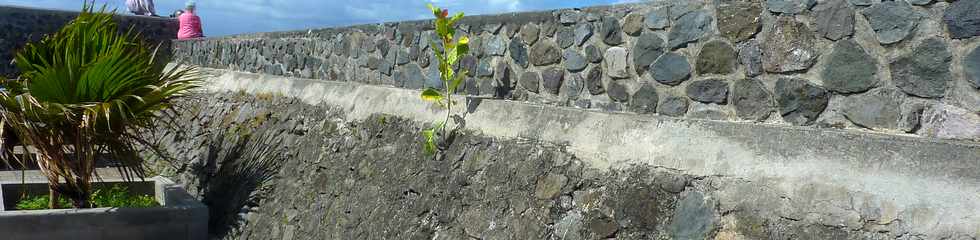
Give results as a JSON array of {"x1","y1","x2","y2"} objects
[{"x1": 185, "y1": 1, "x2": 196, "y2": 12}]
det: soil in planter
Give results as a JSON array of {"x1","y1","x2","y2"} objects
[{"x1": 15, "y1": 184, "x2": 159, "y2": 210}]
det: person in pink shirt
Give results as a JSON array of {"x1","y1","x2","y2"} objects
[{"x1": 177, "y1": 1, "x2": 204, "y2": 39}]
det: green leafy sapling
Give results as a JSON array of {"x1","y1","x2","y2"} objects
[{"x1": 421, "y1": 4, "x2": 469, "y2": 155}]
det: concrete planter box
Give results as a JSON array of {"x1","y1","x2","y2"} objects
[{"x1": 0, "y1": 176, "x2": 207, "y2": 240}]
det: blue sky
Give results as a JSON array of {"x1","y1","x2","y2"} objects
[{"x1": 1, "y1": 0, "x2": 640, "y2": 36}]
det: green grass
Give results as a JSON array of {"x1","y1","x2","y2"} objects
[{"x1": 15, "y1": 184, "x2": 159, "y2": 210}]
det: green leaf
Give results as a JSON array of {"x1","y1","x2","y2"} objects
[
  {"x1": 422, "y1": 129, "x2": 437, "y2": 155},
  {"x1": 447, "y1": 46, "x2": 459, "y2": 66},
  {"x1": 421, "y1": 88, "x2": 443, "y2": 102},
  {"x1": 435, "y1": 18, "x2": 449, "y2": 38},
  {"x1": 426, "y1": 4, "x2": 440, "y2": 17},
  {"x1": 448, "y1": 12, "x2": 465, "y2": 25},
  {"x1": 449, "y1": 71, "x2": 466, "y2": 94},
  {"x1": 457, "y1": 41, "x2": 469, "y2": 57}
]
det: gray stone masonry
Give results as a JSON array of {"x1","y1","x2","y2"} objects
[{"x1": 168, "y1": 0, "x2": 980, "y2": 142}]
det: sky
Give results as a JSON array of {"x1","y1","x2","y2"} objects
[{"x1": 0, "y1": 0, "x2": 642, "y2": 36}]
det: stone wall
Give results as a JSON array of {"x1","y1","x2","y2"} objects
[
  {"x1": 146, "y1": 87, "x2": 980, "y2": 240},
  {"x1": 0, "y1": 5, "x2": 178, "y2": 78},
  {"x1": 172, "y1": 0, "x2": 979, "y2": 142}
]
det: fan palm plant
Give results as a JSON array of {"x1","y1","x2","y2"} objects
[{"x1": 0, "y1": 2, "x2": 200, "y2": 208}]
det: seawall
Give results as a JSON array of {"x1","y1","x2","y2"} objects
[
  {"x1": 3, "y1": 1, "x2": 979, "y2": 239},
  {"x1": 156, "y1": 0, "x2": 980, "y2": 239}
]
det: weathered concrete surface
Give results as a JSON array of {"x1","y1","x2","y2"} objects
[
  {"x1": 0, "y1": 5, "x2": 178, "y2": 78},
  {"x1": 150, "y1": 69, "x2": 980, "y2": 239},
  {"x1": 0, "y1": 177, "x2": 207, "y2": 240}
]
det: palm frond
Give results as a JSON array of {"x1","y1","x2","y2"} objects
[{"x1": 0, "y1": 1, "x2": 202, "y2": 208}]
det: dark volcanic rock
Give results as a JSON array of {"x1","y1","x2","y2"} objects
[
  {"x1": 477, "y1": 58, "x2": 493, "y2": 78},
  {"x1": 607, "y1": 81, "x2": 630, "y2": 102},
  {"x1": 813, "y1": 0, "x2": 854, "y2": 41},
  {"x1": 520, "y1": 71, "x2": 540, "y2": 93},
  {"x1": 848, "y1": 0, "x2": 876, "y2": 6},
  {"x1": 510, "y1": 37, "x2": 530, "y2": 68},
  {"x1": 717, "y1": 1, "x2": 763, "y2": 43},
  {"x1": 668, "y1": 11, "x2": 713, "y2": 49},
  {"x1": 861, "y1": 1, "x2": 921, "y2": 44},
  {"x1": 564, "y1": 49, "x2": 588, "y2": 72},
  {"x1": 564, "y1": 73, "x2": 585, "y2": 100},
  {"x1": 530, "y1": 41, "x2": 561, "y2": 66},
  {"x1": 465, "y1": 78, "x2": 480, "y2": 95},
  {"x1": 761, "y1": 17, "x2": 818, "y2": 73},
  {"x1": 397, "y1": 63, "x2": 425, "y2": 89},
  {"x1": 645, "y1": 6, "x2": 669, "y2": 30},
  {"x1": 944, "y1": 0, "x2": 980, "y2": 39},
  {"x1": 460, "y1": 55, "x2": 478, "y2": 77},
  {"x1": 766, "y1": 0, "x2": 817, "y2": 14},
  {"x1": 395, "y1": 48, "x2": 411, "y2": 66},
  {"x1": 696, "y1": 40, "x2": 737, "y2": 75},
  {"x1": 587, "y1": 67, "x2": 605, "y2": 95},
  {"x1": 659, "y1": 96, "x2": 690, "y2": 117},
  {"x1": 891, "y1": 38, "x2": 952, "y2": 98},
  {"x1": 651, "y1": 52, "x2": 691, "y2": 86},
  {"x1": 738, "y1": 41, "x2": 763, "y2": 77},
  {"x1": 775, "y1": 78, "x2": 829, "y2": 126},
  {"x1": 732, "y1": 78, "x2": 774, "y2": 122},
  {"x1": 630, "y1": 84, "x2": 659, "y2": 114},
  {"x1": 574, "y1": 23, "x2": 594, "y2": 47},
  {"x1": 821, "y1": 40, "x2": 878, "y2": 94},
  {"x1": 965, "y1": 46, "x2": 980, "y2": 89},
  {"x1": 485, "y1": 35, "x2": 507, "y2": 56},
  {"x1": 842, "y1": 88, "x2": 905, "y2": 130},
  {"x1": 586, "y1": 45, "x2": 603, "y2": 63},
  {"x1": 906, "y1": 0, "x2": 930, "y2": 5},
  {"x1": 633, "y1": 32, "x2": 666, "y2": 76},
  {"x1": 494, "y1": 62, "x2": 514, "y2": 99},
  {"x1": 686, "y1": 79, "x2": 730, "y2": 104},
  {"x1": 542, "y1": 68, "x2": 565, "y2": 95},
  {"x1": 668, "y1": 192, "x2": 717, "y2": 240},
  {"x1": 557, "y1": 27, "x2": 575, "y2": 49},
  {"x1": 600, "y1": 16, "x2": 624, "y2": 46}
]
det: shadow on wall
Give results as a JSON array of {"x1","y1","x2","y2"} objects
[
  {"x1": 199, "y1": 130, "x2": 285, "y2": 238},
  {"x1": 138, "y1": 96, "x2": 288, "y2": 239}
]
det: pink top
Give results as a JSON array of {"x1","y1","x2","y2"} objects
[{"x1": 177, "y1": 12, "x2": 204, "y2": 39}]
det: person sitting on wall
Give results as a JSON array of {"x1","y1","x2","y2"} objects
[
  {"x1": 126, "y1": 0, "x2": 158, "y2": 16},
  {"x1": 170, "y1": 9, "x2": 184, "y2": 18},
  {"x1": 177, "y1": 1, "x2": 205, "y2": 39}
]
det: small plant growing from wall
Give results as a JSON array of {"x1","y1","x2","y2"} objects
[{"x1": 420, "y1": 4, "x2": 469, "y2": 155}]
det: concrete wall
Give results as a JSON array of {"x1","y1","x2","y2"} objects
[
  {"x1": 0, "y1": 177, "x2": 207, "y2": 240},
  {"x1": 0, "y1": 5, "x2": 178, "y2": 78},
  {"x1": 144, "y1": 69, "x2": 980, "y2": 239},
  {"x1": 171, "y1": 0, "x2": 980, "y2": 142}
]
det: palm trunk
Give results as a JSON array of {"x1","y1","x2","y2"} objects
[{"x1": 48, "y1": 186, "x2": 60, "y2": 209}]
